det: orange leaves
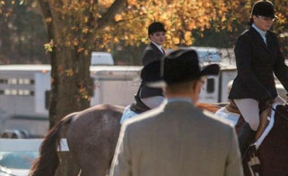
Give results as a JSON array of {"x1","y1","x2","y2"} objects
[
  {"x1": 275, "y1": 13, "x2": 286, "y2": 25},
  {"x1": 82, "y1": 28, "x2": 89, "y2": 34},
  {"x1": 79, "y1": 85, "x2": 90, "y2": 100},
  {"x1": 44, "y1": 40, "x2": 54, "y2": 53},
  {"x1": 127, "y1": 0, "x2": 137, "y2": 6},
  {"x1": 77, "y1": 48, "x2": 85, "y2": 53},
  {"x1": 45, "y1": 17, "x2": 52, "y2": 23},
  {"x1": 114, "y1": 14, "x2": 122, "y2": 22},
  {"x1": 65, "y1": 68, "x2": 74, "y2": 77},
  {"x1": 18, "y1": 0, "x2": 288, "y2": 54},
  {"x1": 98, "y1": 0, "x2": 114, "y2": 7},
  {"x1": 184, "y1": 32, "x2": 192, "y2": 45},
  {"x1": 73, "y1": 39, "x2": 79, "y2": 46},
  {"x1": 173, "y1": 38, "x2": 180, "y2": 45},
  {"x1": 84, "y1": 16, "x2": 89, "y2": 23}
]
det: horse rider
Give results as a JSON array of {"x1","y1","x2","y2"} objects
[
  {"x1": 138, "y1": 21, "x2": 166, "y2": 109},
  {"x1": 228, "y1": 0, "x2": 288, "y2": 156},
  {"x1": 120, "y1": 60, "x2": 162, "y2": 124},
  {"x1": 111, "y1": 49, "x2": 243, "y2": 176},
  {"x1": 120, "y1": 22, "x2": 166, "y2": 123}
]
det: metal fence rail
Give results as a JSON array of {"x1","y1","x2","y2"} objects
[{"x1": 0, "y1": 138, "x2": 69, "y2": 152}]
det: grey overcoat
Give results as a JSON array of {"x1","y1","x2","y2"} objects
[{"x1": 110, "y1": 101, "x2": 243, "y2": 176}]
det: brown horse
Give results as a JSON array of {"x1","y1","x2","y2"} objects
[
  {"x1": 28, "y1": 104, "x2": 124, "y2": 176},
  {"x1": 28, "y1": 103, "x2": 288, "y2": 176},
  {"x1": 249, "y1": 104, "x2": 288, "y2": 176}
]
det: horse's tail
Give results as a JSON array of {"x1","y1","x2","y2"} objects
[{"x1": 28, "y1": 112, "x2": 77, "y2": 176}]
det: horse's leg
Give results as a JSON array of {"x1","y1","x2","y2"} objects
[{"x1": 28, "y1": 113, "x2": 75, "y2": 176}]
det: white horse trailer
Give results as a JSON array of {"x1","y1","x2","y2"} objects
[
  {"x1": 198, "y1": 63, "x2": 237, "y2": 104},
  {"x1": 0, "y1": 63, "x2": 238, "y2": 118},
  {"x1": 0, "y1": 65, "x2": 142, "y2": 138},
  {"x1": 0, "y1": 65, "x2": 142, "y2": 117},
  {"x1": 1, "y1": 63, "x2": 285, "y2": 138}
]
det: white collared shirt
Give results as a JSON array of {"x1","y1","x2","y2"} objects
[
  {"x1": 167, "y1": 98, "x2": 193, "y2": 104},
  {"x1": 252, "y1": 23, "x2": 267, "y2": 45}
]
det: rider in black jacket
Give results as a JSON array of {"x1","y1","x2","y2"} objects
[{"x1": 229, "y1": 0, "x2": 288, "y2": 155}]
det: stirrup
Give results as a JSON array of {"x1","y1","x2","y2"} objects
[{"x1": 246, "y1": 144, "x2": 261, "y2": 176}]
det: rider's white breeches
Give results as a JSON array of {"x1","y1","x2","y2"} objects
[
  {"x1": 141, "y1": 96, "x2": 164, "y2": 109},
  {"x1": 234, "y1": 98, "x2": 259, "y2": 131}
]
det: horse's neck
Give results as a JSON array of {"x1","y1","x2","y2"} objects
[{"x1": 195, "y1": 103, "x2": 221, "y2": 113}]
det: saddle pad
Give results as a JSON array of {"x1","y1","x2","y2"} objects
[
  {"x1": 253, "y1": 103, "x2": 278, "y2": 149},
  {"x1": 215, "y1": 107, "x2": 240, "y2": 126},
  {"x1": 120, "y1": 105, "x2": 139, "y2": 124}
]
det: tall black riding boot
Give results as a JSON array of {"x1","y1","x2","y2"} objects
[{"x1": 238, "y1": 122, "x2": 256, "y2": 156}]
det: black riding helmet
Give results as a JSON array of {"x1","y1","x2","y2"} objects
[
  {"x1": 148, "y1": 22, "x2": 166, "y2": 36},
  {"x1": 251, "y1": 0, "x2": 276, "y2": 18}
]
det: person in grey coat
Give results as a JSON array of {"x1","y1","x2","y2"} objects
[{"x1": 110, "y1": 49, "x2": 243, "y2": 176}]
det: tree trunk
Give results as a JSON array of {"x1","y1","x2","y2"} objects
[
  {"x1": 37, "y1": 3, "x2": 91, "y2": 175},
  {"x1": 49, "y1": 46, "x2": 91, "y2": 127},
  {"x1": 49, "y1": 46, "x2": 91, "y2": 176},
  {"x1": 36, "y1": 1, "x2": 126, "y2": 175}
]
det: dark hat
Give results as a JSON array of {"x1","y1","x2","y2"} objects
[
  {"x1": 251, "y1": 0, "x2": 276, "y2": 18},
  {"x1": 148, "y1": 22, "x2": 166, "y2": 35},
  {"x1": 140, "y1": 49, "x2": 220, "y2": 87}
]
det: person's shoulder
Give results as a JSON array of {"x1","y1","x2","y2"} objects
[
  {"x1": 238, "y1": 29, "x2": 251, "y2": 39},
  {"x1": 235, "y1": 29, "x2": 252, "y2": 45},
  {"x1": 144, "y1": 43, "x2": 155, "y2": 51},
  {"x1": 142, "y1": 44, "x2": 156, "y2": 56}
]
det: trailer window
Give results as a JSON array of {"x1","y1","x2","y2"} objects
[
  {"x1": 206, "y1": 78, "x2": 215, "y2": 93},
  {"x1": 0, "y1": 89, "x2": 34, "y2": 96},
  {"x1": 18, "y1": 78, "x2": 32, "y2": 85},
  {"x1": 8, "y1": 78, "x2": 18, "y2": 85},
  {"x1": 0, "y1": 79, "x2": 8, "y2": 84},
  {"x1": 0, "y1": 78, "x2": 34, "y2": 85}
]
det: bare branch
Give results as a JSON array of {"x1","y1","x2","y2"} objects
[
  {"x1": 94, "y1": 0, "x2": 126, "y2": 31},
  {"x1": 36, "y1": 0, "x2": 55, "y2": 41}
]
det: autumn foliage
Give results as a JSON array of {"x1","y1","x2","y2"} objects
[{"x1": 1, "y1": 0, "x2": 288, "y2": 53}]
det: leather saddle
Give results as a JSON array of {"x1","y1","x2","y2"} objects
[{"x1": 225, "y1": 99, "x2": 271, "y2": 139}]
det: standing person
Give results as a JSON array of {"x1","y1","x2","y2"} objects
[
  {"x1": 138, "y1": 22, "x2": 166, "y2": 109},
  {"x1": 110, "y1": 49, "x2": 243, "y2": 176},
  {"x1": 228, "y1": 0, "x2": 288, "y2": 155}
]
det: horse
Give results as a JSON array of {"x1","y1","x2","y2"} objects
[
  {"x1": 248, "y1": 104, "x2": 288, "y2": 176},
  {"x1": 28, "y1": 102, "x2": 219, "y2": 176},
  {"x1": 28, "y1": 103, "x2": 288, "y2": 176},
  {"x1": 28, "y1": 104, "x2": 124, "y2": 176}
]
